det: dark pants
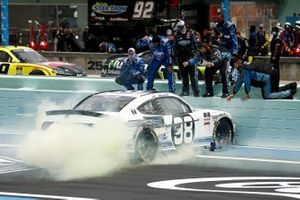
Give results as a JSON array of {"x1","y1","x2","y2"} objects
[
  {"x1": 204, "y1": 61, "x2": 228, "y2": 95},
  {"x1": 178, "y1": 55, "x2": 199, "y2": 95},
  {"x1": 270, "y1": 61, "x2": 280, "y2": 92}
]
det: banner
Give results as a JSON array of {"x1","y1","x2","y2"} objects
[
  {"x1": 88, "y1": 0, "x2": 158, "y2": 25},
  {"x1": 1, "y1": 0, "x2": 9, "y2": 45}
]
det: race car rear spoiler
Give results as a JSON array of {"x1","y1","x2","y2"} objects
[{"x1": 46, "y1": 109, "x2": 104, "y2": 117}]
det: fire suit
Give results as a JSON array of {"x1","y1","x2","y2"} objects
[
  {"x1": 115, "y1": 56, "x2": 145, "y2": 90},
  {"x1": 214, "y1": 20, "x2": 238, "y2": 54},
  {"x1": 136, "y1": 36, "x2": 175, "y2": 92}
]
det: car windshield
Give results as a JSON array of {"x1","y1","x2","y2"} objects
[
  {"x1": 12, "y1": 49, "x2": 48, "y2": 63},
  {"x1": 74, "y1": 95, "x2": 136, "y2": 112}
]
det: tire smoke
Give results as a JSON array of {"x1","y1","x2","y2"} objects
[{"x1": 18, "y1": 100, "x2": 131, "y2": 181}]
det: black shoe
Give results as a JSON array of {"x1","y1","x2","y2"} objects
[
  {"x1": 289, "y1": 82, "x2": 297, "y2": 95},
  {"x1": 221, "y1": 93, "x2": 229, "y2": 98},
  {"x1": 147, "y1": 88, "x2": 156, "y2": 92},
  {"x1": 202, "y1": 92, "x2": 213, "y2": 97},
  {"x1": 194, "y1": 93, "x2": 200, "y2": 97},
  {"x1": 180, "y1": 91, "x2": 189, "y2": 96},
  {"x1": 283, "y1": 95, "x2": 293, "y2": 99},
  {"x1": 279, "y1": 82, "x2": 297, "y2": 94}
]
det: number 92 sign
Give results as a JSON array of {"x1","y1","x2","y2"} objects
[{"x1": 132, "y1": 1, "x2": 155, "y2": 19}]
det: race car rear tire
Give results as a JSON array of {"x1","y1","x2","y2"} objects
[
  {"x1": 214, "y1": 118, "x2": 234, "y2": 146},
  {"x1": 134, "y1": 129, "x2": 158, "y2": 163},
  {"x1": 29, "y1": 70, "x2": 46, "y2": 76}
]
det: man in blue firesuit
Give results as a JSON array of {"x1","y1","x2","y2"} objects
[
  {"x1": 227, "y1": 56, "x2": 297, "y2": 100},
  {"x1": 214, "y1": 9, "x2": 238, "y2": 96},
  {"x1": 214, "y1": 9, "x2": 238, "y2": 55},
  {"x1": 136, "y1": 34, "x2": 175, "y2": 92},
  {"x1": 115, "y1": 48, "x2": 145, "y2": 90}
]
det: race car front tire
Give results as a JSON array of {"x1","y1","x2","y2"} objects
[
  {"x1": 134, "y1": 129, "x2": 158, "y2": 163},
  {"x1": 213, "y1": 118, "x2": 234, "y2": 147}
]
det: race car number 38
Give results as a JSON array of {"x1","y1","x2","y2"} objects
[{"x1": 171, "y1": 115, "x2": 195, "y2": 146}]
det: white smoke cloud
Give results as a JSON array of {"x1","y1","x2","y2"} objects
[{"x1": 18, "y1": 100, "x2": 131, "y2": 181}]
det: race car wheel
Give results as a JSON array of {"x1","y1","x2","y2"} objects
[
  {"x1": 135, "y1": 129, "x2": 158, "y2": 163},
  {"x1": 214, "y1": 118, "x2": 234, "y2": 147},
  {"x1": 29, "y1": 70, "x2": 45, "y2": 76}
]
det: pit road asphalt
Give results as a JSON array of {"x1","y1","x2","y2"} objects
[{"x1": 1, "y1": 162, "x2": 300, "y2": 200}]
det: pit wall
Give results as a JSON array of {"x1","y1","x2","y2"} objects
[
  {"x1": 0, "y1": 75, "x2": 299, "y2": 150},
  {"x1": 40, "y1": 51, "x2": 300, "y2": 81}
]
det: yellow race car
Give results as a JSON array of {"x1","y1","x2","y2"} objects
[{"x1": 0, "y1": 46, "x2": 86, "y2": 76}]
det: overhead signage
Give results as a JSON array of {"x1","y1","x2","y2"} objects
[{"x1": 88, "y1": 0, "x2": 157, "y2": 24}]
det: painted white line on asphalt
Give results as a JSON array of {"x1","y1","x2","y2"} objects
[
  {"x1": 196, "y1": 155, "x2": 300, "y2": 165},
  {"x1": 0, "y1": 168, "x2": 34, "y2": 175},
  {"x1": 0, "y1": 156, "x2": 23, "y2": 163},
  {"x1": 235, "y1": 145, "x2": 300, "y2": 152},
  {"x1": 148, "y1": 177, "x2": 300, "y2": 199},
  {"x1": 0, "y1": 192, "x2": 98, "y2": 200}
]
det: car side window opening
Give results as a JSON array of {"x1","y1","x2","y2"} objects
[
  {"x1": 158, "y1": 97, "x2": 191, "y2": 115},
  {"x1": 137, "y1": 99, "x2": 164, "y2": 115},
  {"x1": 74, "y1": 95, "x2": 135, "y2": 112},
  {"x1": 12, "y1": 49, "x2": 48, "y2": 63},
  {"x1": 0, "y1": 51, "x2": 12, "y2": 62}
]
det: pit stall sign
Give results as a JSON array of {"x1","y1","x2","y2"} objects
[{"x1": 88, "y1": 0, "x2": 160, "y2": 24}]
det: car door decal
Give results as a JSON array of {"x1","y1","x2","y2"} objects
[
  {"x1": 171, "y1": 114, "x2": 195, "y2": 146},
  {"x1": 0, "y1": 63, "x2": 10, "y2": 74}
]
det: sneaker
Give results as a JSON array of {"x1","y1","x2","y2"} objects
[
  {"x1": 221, "y1": 93, "x2": 229, "y2": 98},
  {"x1": 202, "y1": 92, "x2": 213, "y2": 97},
  {"x1": 180, "y1": 91, "x2": 189, "y2": 96}
]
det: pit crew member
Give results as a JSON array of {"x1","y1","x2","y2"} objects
[{"x1": 115, "y1": 48, "x2": 145, "y2": 90}]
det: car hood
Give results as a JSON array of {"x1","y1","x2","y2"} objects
[
  {"x1": 39, "y1": 61, "x2": 86, "y2": 76},
  {"x1": 39, "y1": 61, "x2": 75, "y2": 68}
]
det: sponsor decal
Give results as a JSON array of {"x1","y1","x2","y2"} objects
[
  {"x1": 159, "y1": 133, "x2": 168, "y2": 141},
  {"x1": 92, "y1": 2, "x2": 128, "y2": 15},
  {"x1": 203, "y1": 121, "x2": 210, "y2": 126},
  {"x1": 148, "y1": 177, "x2": 300, "y2": 199},
  {"x1": 203, "y1": 112, "x2": 210, "y2": 118}
]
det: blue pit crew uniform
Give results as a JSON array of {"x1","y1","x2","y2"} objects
[
  {"x1": 214, "y1": 20, "x2": 238, "y2": 86},
  {"x1": 136, "y1": 36, "x2": 175, "y2": 92},
  {"x1": 233, "y1": 67, "x2": 292, "y2": 99},
  {"x1": 116, "y1": 56, "x2": 145, "y2": 90},
  {"x1": 214, "y1": 20, "x2": 238, "y2": 54}
]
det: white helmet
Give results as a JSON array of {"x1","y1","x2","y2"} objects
[
  {"x1": 128, "y1": 48, "x2": 136, "y2": 60},
  {"x1": 128, "y1": 47, "x2": 136, "y2": 55},
  {"x1": 284, "y1": 22, "x2": 292, "y2": 28},
  {"x1": 174, "y1": 20, "x2": 186, "y2": 33},
  {"x1": 295, "y1": 20, "x2": 300, "y2": 29}
]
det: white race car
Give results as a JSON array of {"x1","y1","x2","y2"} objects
[{"x1": 42, "y1": 91, "x2": 235, "y2": 162}]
